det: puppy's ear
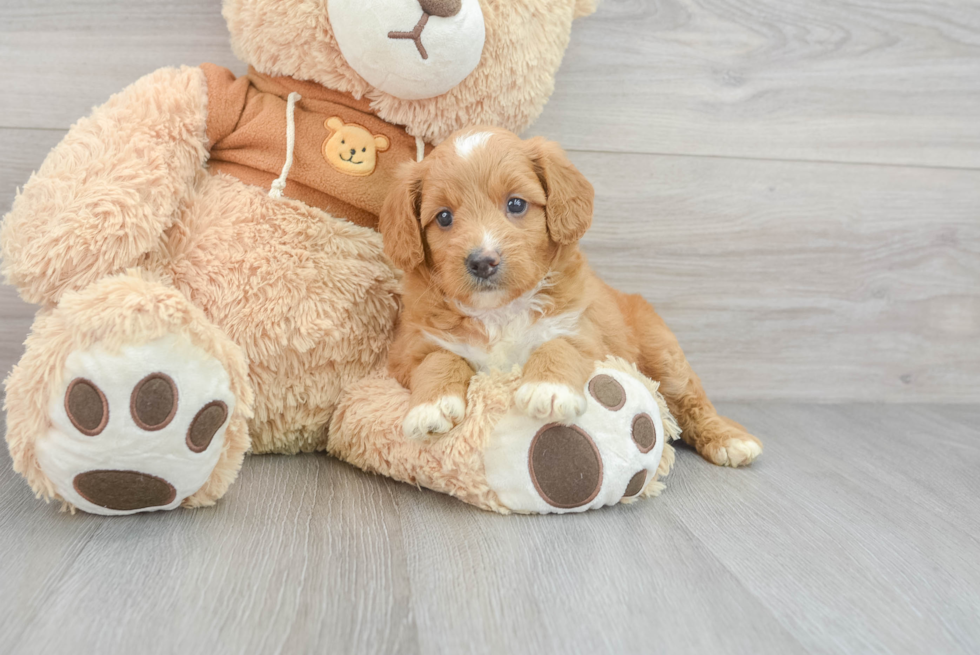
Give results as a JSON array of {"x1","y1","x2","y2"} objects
[
  {"x1": 379, "y1": 162, "x2": 425, "y2": 271},
  {"x1": 527, "y1": 137, "x2": 594, "y2": 245}
]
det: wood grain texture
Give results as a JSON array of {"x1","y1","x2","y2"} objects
[
  {"x1": 1, "y1": 403, "x2": 978, "y2": 654},
  {"x1": 568, "y1": 150, "x2": 980, "y2": 402},
  {"x1": 0, "y1": 0, "x2": 242, "y2": 131},
  {"x1": 3, "y1": 1, "x2": 980, "y2": 168},
  {"x1": 0, "y1": 129, "x2": 63, "y2": 381},
  {"x1": 2, "y1": 3, "x2": 980, "y2": 651},
  {"x1": 2, "y1": 128, "x2": 978, "y2": 402},
  {"x1": 529, "y1": 0, "x2": 980, "y2": 168}
]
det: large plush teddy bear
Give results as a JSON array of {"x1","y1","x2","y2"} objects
[{"x1": 2, "y1": 0, "x2": 705, "y2": 515}]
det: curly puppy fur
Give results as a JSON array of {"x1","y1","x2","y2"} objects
[{"x1": 380, "y1": 128, "x2": 762, "y2": 467}]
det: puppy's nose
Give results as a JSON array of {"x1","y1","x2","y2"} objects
[
  {"x1": 420, "y1": 0, "x2": 462, "y2": 17},
  {"x1": 466, "y1": 251, "x2": 501, "y2": 280}
]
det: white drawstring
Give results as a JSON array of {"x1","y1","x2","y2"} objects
[
  {"x1": 270, "y1": 92, "x2": 302, "y2": 199},
  {"x1": 416, "y1": 135, "x2": 425, "y2": 162}
]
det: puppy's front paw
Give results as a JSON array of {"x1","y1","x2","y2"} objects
[
  {"x1": 701, "y1": 433, "x2": 763, "y2": 468},
  {"x1": 515, "y1": 382, "x2": 587, "y2": 422},
  {"x1": 402, "y1": 396, "x2": 466, "y2": 441}
]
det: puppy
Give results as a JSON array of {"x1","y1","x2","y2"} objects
[{"x1": 379, "y1": 128, "x2": 762, "y2": 467}]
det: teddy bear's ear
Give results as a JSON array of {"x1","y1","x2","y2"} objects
[
  {"x1": 374, "y1": 134, "x2": 391, "y2": 152},
  {"x1": 526, "y1": 137, "x2": 594, "y2": 245},
  {"x1": 379, "y1": 162, "x2": 425, "y2": 271},
  {"x1": 326, "y1": 116, "x2": 345, "y2": 133},
  {"x1": 574, "y1": 0, "x2": 599, "y2": 18}
]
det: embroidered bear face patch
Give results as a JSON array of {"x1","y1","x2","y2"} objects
[{"x1": 323, "y1": 116, "x2": 390, "y2": 177}]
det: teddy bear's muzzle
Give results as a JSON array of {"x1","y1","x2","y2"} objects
[
  {"x1": 390, "y1": 0, "x2": 466, "y2": 62},
  {"x1": 330, "y1": 0, "x2": 486, "y2": 100},
  {"x1": 419, "y1": 0, "x2": 461, "y2": 17}
]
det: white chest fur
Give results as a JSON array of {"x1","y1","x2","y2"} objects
[{"x1": 425, "y1": 290, "x2": 582, "y2": 373}]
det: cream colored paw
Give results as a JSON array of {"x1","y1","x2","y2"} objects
[
  {"x1": 704, "y1": 436, "x2": 763, "y2": 467},
  {"x1": 402, "y1": 395, "x2": 466, "y2": 440},
  {"x1": 514, "y1": 382, "x2": 587, "y2": 422},
  {"x1": 36, "y1": 334, "x2": 236, "y2": 516}
]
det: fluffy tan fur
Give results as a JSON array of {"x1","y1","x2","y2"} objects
[
  {"x1": 141, "y1": 174, "x2": 401, "y2": 455},
  {"x1": 3, "y1": 270, "x2": 254, "y2": 507},
  {"x1": 1, "y1": 0, "x2": 598, "y2": 508},
  {"x1": 1, "y1": 65, "x2": 400, "y2": 509},
  {"x1": 2, "y1": 66, "x2": 400, "y2": 465},
  {"x1": 381, "y1": 128, "x2": 763, "y2": 466},
  {"x1": 328, "y1": 355, "x2": 678, "y2": 513},
  {"x1": 1, "y1": 66, "x2": 211, "y2": 307},
  {"x1": 224, "y1": 0, "x2": 595, "y2": 145}
]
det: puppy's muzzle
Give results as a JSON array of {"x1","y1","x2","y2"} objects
[{"x1": 466, "y1": 250, "x2": 501, "y2": 281}]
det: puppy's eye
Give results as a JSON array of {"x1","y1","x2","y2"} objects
[
  {"x1": 362, "y1": 147, "x2": 367, "y2": 152},
  {"x1": 341, "y1": 140, "x2": 345, "y2": 144},
  {"x1": 435, "y1": 209, "x2": 454, "y2": 228},
  {"x1": 507, "y1": 197, "x2": 529, "y2": 216}
]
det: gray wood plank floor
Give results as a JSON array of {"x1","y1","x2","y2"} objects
[
  {"x1": 2, "y1": 1, "x2": 979, "y2": 654},
  {"x1": 1, "y1": 403, "x2": 977, "y2": 655}
]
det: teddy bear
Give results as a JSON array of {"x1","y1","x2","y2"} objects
[{"x1": 1, "y1": 0, "x2": 613, "y2": 515}]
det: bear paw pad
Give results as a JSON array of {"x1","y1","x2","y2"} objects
[
  {"x1": 36, "y1": 334, "x2": 235, "y2": 515},
  {"x1": 485, "y1": 367, "x2": 667, "y2": 514}
]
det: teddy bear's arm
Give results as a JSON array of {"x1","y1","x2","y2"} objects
[{"x1": 0, "y1": 66, "x2": 211, "y2": 306}]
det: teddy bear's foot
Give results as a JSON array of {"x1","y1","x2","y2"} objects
[
  {"x1": 5, "y1": 271, "x2": 253, "y2": 514},
  {"x1": 36, "y1": 334, "x2": 239, "y2": 515},
  {"x1": 484, "y1": 366, "x2": 677, "y2": 514}
]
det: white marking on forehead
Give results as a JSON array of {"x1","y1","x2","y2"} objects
[
  {"x1": 480, "y1": 230, "x2": 500, "y2": 254},
  {"x1": 455, "y1": 132, "x2": 493, "y2": 159}
]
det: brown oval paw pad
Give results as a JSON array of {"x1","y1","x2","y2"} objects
[
  {"x1": 623, "y1": 470, "x2": 647, "y2": 498},
  {"x1": 632, "y1": 413, "x2": 657, "y2": 453},
  {"x1": 588, "y1": 374, "x2": 626, "y2": 411},
  {"x1": 73, "y1": 470, "x2": 177, "y2": 511},
  {"x1": 130, "y1": 373, "x2": 178, "y2": 431},
  {"x1": 65, "y1": 378, "x2": 109, "y2": 436},
  {"x1": 528, "y1": 424, "x2": 603, "y2": 509},
  {"x1": 187, "y1": 401, "x2": 229, "y2": 453}
]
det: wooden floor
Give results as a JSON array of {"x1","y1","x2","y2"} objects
[
  {"x1": 2, "y1": 1, "x2": 979, "y2": 653},
  {"x1": 1, "y1": 403, "x2": 978, "y2": 654}
]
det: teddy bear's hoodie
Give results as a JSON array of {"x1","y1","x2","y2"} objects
[{"x1": 202, "y1": 64, "x2": 430, "y2": 230}]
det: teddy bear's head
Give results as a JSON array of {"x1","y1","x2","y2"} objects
[{"x1": 223, "y1": 0, "x2": 597, "y2": 144}]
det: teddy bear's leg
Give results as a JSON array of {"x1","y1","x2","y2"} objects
[
  {"x1": 330, "y1": 360, "x2": 679, "y2": 514},
  {"x1": 623, "y1": 294, "x2": 763, "y2": 468},
  {"x1": 483, "y1": 362, "x2": 680, "y2": 514},
  {"x1": 3, "y1": 270, "x2": 253, "y2": 514},
  {"x1": 0, "y1": 66, "x2": 209, "y2": 307}
]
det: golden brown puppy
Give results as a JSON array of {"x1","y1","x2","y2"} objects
[{"x1": 380, "y1": 127, "x2": 762, "y2": 467}]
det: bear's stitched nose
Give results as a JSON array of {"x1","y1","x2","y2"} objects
[
  {"x1": 420, "y1": 0, "x2": 462, "y2": 18},
  {"x1": 350, "y1": 148, "x2": 357, "y2": 155},
  {"x1": 389, "y1": 0, "x2": 462, "y2": 60}
]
